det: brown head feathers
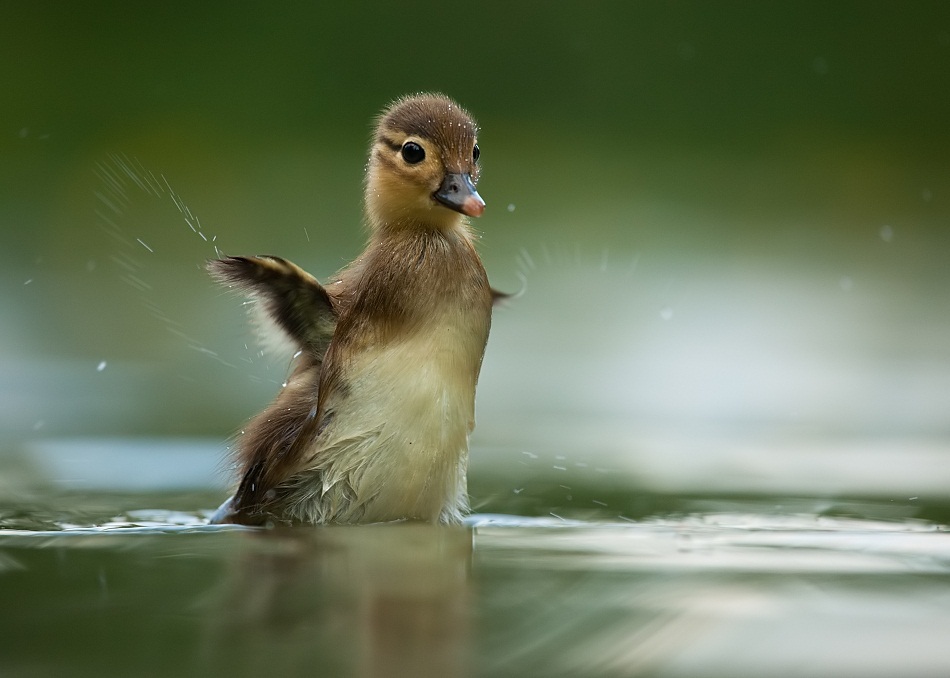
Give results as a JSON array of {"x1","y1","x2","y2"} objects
[
  {"x1": 366, "y1": 93, "x2": 484, "y2": 230},
  {"x1": 376, "y1": 93, "x2": 479, "y2": 174}
]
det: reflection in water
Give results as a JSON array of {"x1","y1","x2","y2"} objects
[
  {"x1": 477, "y1": 567, "x2": 738, "y2": 677},
  {"x1": 472, "y1": 518, "x2": 950, "y2": 677},
  {"x1": 1, "y1": 515, "x2": 949, "y2": 677},
  {"x1": 203, "y1": 525, "x2": 473, "y2": 678}
]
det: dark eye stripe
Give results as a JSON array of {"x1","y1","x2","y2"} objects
[
  {"x1": 373, "y1": 148, "x2": 399, "y2": 170},
  {"x1": 378, "y1": 136, "x2": 402, "y2": 152}
]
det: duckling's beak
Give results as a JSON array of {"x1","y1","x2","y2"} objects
[{"x1": 434, "y1": 173, "x2": 485, "y2": 218}]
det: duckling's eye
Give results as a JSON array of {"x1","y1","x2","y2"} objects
[
  {"x1": 472, "y1": 144, "x2": 480, "y2": 163},
  {"x1": 401, "y1": 142, "x2": 425, "y2": 164}
]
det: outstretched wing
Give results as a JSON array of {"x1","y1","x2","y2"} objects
[
  {"x1": 208, "y1": 255, "x2": 337, "y2": 524},
  {"x1": 208, "y1": 255, "x2": 337, "y2": 359}
]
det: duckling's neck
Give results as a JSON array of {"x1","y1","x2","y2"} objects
[
  {"x1": 366, "y1": 208, "x2": 470, "y2": 239},
  {"x1": 348, "y1": 218, "x2": 485, "y2": 328},
  {"x1": 364, "y1": 217, "x2": 480, "y2": 282}
]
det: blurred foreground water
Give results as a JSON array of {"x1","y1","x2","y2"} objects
[{"x1": 2, "y1": 502, "x2": 949, "y2": 678}]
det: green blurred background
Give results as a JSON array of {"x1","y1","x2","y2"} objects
[{"x1": 2, "y1": 2, "x2": 949, "y2": 510}]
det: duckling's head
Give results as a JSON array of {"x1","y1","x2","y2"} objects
[{"x1": 365, "y1": 93, "x2": 483, "y2": 231}]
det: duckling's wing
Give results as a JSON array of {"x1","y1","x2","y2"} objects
[
  {"x1": 491, "y1": 279, "x2": 527, "y2": 306},
  {"x1": 207, "y1": 255, "x2": 337, "y2": 525},
  {"x1": 490, "y1": 287, "x2": 514, "y2": 306},
  {"x1": 213, "y1": 363, "x2": 325, "y2": 525},
  {"x1": 208, "y1": 255, "x2": 337, "y2": 358}
]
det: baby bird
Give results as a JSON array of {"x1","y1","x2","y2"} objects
[{"x1": 209, "y1": 93, "x2": 498, "y2": 526}]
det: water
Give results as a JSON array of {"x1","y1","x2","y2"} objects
[{"x1": 1, "y1": 496, "x2": 949, "y2": 677}]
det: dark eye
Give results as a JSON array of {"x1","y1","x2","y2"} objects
[
  {"x1": 401, "y1": 141, "x2": 425, "y2": 164},
  {"x1": 472, "y1": 144, "x2": 480, "y2": 162}
]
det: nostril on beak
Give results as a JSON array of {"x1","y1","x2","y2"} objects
[{"x1": 434, "y1": 172, "x2": 483, "y2": 217}]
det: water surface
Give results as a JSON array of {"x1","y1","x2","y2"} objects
[{"x1": 2, "y1": 499, "x2": 949, "y2": 678}]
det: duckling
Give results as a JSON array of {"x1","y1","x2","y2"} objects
[{"x1": 209, "y1": 93, "x2": 499, "y2": 526}]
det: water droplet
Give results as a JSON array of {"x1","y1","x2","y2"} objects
[
  {"x1": 879, "y1": 225, "x2": 894, "y2": 242},
  {"x1": 507, "y1": 204, "x2": 516, "y2": 212},
  {"x1": 96, "y1": 360, "x2": 107, "y2": 372}
]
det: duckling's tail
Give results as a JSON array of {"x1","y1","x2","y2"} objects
[{"x1": 207, "y1": 255, "x2": 337, "y2": 359}]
